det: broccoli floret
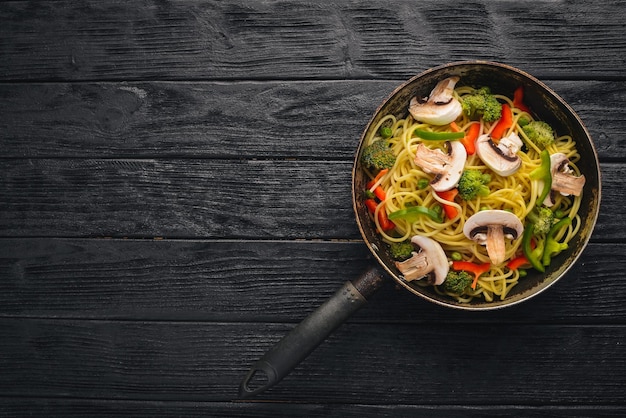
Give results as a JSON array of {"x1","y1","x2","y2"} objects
[
  {"x1": 361, "y1": 139, "x2": 396, "y2": 171},
  {"x1": 518, "y1": 116, "x2": 530, "y2": 127},
  {"x1": 389, "y1": 240, "x2": 414, "y2": 261},
  {"x1": 527, "y1": 206, "x2": 555, "y2": 234},
  {"x1": 442, "y1": 270, "x2": 473, "y2": 294},
  {"x1": 461, "y1": 87, "x2": 502, "y2": 122},
  {"x1": 522, "y1": 121, "x2": 555, "y2": 149},
  {"x1": 457, "y1": 169, "x2": 491, "y2": 201}
]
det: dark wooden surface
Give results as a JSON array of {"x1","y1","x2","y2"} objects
[{"x1": 1, "y1": 1, "x2": 625, "y2": 416}]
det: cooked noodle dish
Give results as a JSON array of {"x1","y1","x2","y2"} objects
[{"x1": 360, "y1": 76, "x2": 586, "y2": 303}]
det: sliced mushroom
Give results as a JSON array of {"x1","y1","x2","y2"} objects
[
  {"x1": 463, "y1": 210, "x2": 524, "y2": 265},
  {"x1": 475, "y1": 132, "x2": 523, "y2": 176},
  {"x1": 408, "y1": 76, "x2": 463, "y2": 126},
  {"x1": 413, "y1": 140, "x2": 467, "y2": 192},
  {"x1": 543, "y1": 153, "x2": 586, "y2": 207},
  {"x1": 394, "y1": 235, "x2": 449, "y2": 285}
]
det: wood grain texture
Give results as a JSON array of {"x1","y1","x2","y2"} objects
[
  {"x1": 0, "y1": 239, "x2": 624, "y2": 323},
  {"x1": 1, "y1": 0, "x2": 625, "y2": 81},
  {"x1": 0, "y1": 159, "x2": 620, "y2": 239},
  {"x1": 2, "y1": 0, "x2": 626, "y2": 413},
  {"x1": 0, "y1": 159, "x2": 358, "y2": 238},
  {"x1": 0, "y1": 80, "x2": 623, "y2": 160},
  {"x1": 1, "y1": 318, "x2": 625, "y2": 404},
  {"x1": 3, "y1": 400, "x2": 626, "y2": 418}
]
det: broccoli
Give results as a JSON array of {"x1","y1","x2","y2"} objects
[
  {"x1": 442, "y1": 270, "x2": 473, "y2": 294},
  {"x1": 461, "y1": 87, "x2": 502, "y2": 122},
  {"x1": 389, "y1": 240, "x2": 414, "y2": 261},
  {"x1": 527, "y1": 206, "x2": 555, "y2": 234},
  {"x1": 522, "y1": 121, "x2": 555, "y2": 149},
  {"x1": 457, "y1": 169, "x2": 491, "y2": 201},
  {"x1": 361, "y1": 139, "x2": 396, "y2": 171},
  {"x1": 518, "y1": 116, "x2": 530, "y2": 127}
]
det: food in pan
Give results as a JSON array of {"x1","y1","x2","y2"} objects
[{"x1": 361, "y1": 76, "x2": 586, "y2": 303}]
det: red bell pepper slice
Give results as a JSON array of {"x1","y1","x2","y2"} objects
[
  {"x1": 435, "y1": 189, "x2": 459, "y2": 220},
  {"x1": 491, "y1": 103, "x2": 513, "y2": 141},
  {"x1": 506, "y1": 255, "x2": 531, "y2": 270},
  {"x1": 513, "y1": 86, "x2": 531, "y2": 113},
  {"x1": 451, "y1": 260, "x2": 491, "y2": 290},
  {"x1": 450, "y1": 122, "x2": 480, "y2": 155},
  {"x1": 364, "y1": 198, "x2": 394, "y2": 231}
]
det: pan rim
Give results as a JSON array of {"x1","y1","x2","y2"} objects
[{"x1": 351, "y1": 60, "x2": 602, "y2": 311}]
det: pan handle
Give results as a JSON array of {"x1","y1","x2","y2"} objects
[{"x1": 238, "y1": 265, "x2": 386, "y2": 399}]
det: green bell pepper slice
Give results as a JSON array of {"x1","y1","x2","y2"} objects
[
  {"x1": 522, "y1": 222, "x2": 545, "y2": 272},
  {"x1": 542, "y1": 217, "x2": 572, "y2": 266},
  {"x1": 388, "y1": 205, "x2": 443, "y2": 223},
  {"x1": 530, "y1": 149, "x2": 552, "y2": 205},
  {"x1": 413, "y1": 129, "x2": 465, "y2": 141}
]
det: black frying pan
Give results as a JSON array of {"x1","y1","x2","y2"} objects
[{"x1": 239, "y1": 61, "x2": 601, "y2": 398}]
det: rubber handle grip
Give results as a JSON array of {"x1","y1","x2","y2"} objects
[{"x1": 239, "y1": 266, "x2": 385, "y2": 398}]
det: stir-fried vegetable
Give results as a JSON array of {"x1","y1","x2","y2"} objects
[
  {"x1": 413, "y1": 129, "x2": 465, "y2": 141},
  {"x1": 530, "y1": 149, "x2": 553, "y2": 205},
  {"x1": 522, "y1": 222, "x2": 545, "y2": 272},
  {"x1": 457, "y1": 169, "x2": 491, "y2": 201},
  {"x1": 388, "y1": 205, "x2": 443, "y2": 223},
  {"x1": 460, "y1": 87, "x2": 502, "y2": 122},
  {"x1": 490, "y1": 103, "x2": 513, "y2": 140},
  {"x1": 451, "y1": 260, "x2": 491, "y2": 290},
  {"x1": 523, "y1": 121, "x2": 555, "y2": 149},
  {"x1": 542, "y1": 217, "x2": 571, "y2": 266}
]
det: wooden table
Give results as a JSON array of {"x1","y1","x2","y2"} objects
[{"x1": 2, "y1": 1, "x2": 625, "y2": 416}]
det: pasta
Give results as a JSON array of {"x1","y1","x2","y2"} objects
[{"x1": 362, "y1": 83, "x2": 584, "y2": 303}]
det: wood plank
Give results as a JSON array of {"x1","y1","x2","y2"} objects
[
  {"x1": 0, "y1": 159, "x2": 619, "y2": 239},
  {"x1": 1, "y1": 318, "x2": 625, "y2": 404},
  {"x1": 0, "y1": 239, "x2": 624, "y2": 323},
  {"x1": 0, "y1": 80, "x2": 622, "y2": 160},
  {"x1": 1, "y1": 1, "x2": 625, "y2": 81},
  {"x1": 0, "y1": 159, "x2": 357, "y2": 239},
  {"x1": 2, "y1": 399, "x2": 626, "y2": 417}
]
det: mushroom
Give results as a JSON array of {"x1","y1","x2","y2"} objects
[
  {"x1": 543, "y1": 153, "x2": 586, "y2": 207},
  {"x1": 394, "y1": 235, "x2": 449, "y2": 285},
  {"x1": 475, "y1": 132, "x2": 523, "y2": 176},
  {"x1": 463, "y1": 210, "x2": 524, "y2": 265},
  {"x1": 408, "y1": 76, "x2": 463, "y2": 126},
  {"x1": 413, "y1": 140, "x2": 467, "y2": 192}
]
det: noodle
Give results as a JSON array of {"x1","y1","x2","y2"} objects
[{"x1": 364, "y1": 85, "x2": 584, "y2": 303}]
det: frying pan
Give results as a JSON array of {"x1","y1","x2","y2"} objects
[{"x1": 239, "y1": 61, "x2": 601, "y2": 398}]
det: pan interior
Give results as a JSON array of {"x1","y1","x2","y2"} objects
[{"x1": 352, "y1": 61, "x2": 601, "y2": 310}]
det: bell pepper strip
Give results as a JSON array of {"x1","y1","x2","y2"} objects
[
  {"x1": 372, "y1": 168, "x2": 389, "y2": 184},
  {"x1": 435, "y1": 188, "x2": 459, "y2": 220},
  {"x1": 367, "y1": 168, "x2": 389, "y2": 195},
  {"x1": 364, "y1": 198, "x2": 378, "y2": 214},
  {"x1": 522, "y1": 222, "x2": 545, "y2": 272},
  {"x1": 371, "y1": 185, "x2": 386, "y2": 201},
  {"x1": 451, "y1": 260, "x2": 491, "y2": 290},
  {"x1": 490, "y1": 103, "x2": 513, "y2": 141},
  {"x1": 542, "y1": 217, "x2": 571, "y2": 266},
  {"x1": 413, "y1": 128, "x2": 465, "y2": 141},
  {"x1": 450, "y1": 121, "x2": 480, "y2": 155},
  {"x1": 530, "y1": 149, "x2": 552, "y2": 205},
  {"x1": 378, "y1": 209, "x2": 395, "y2": 231},
  {"x1": 366, "y1": 170, "x2": 389, "y2": 202},
  {"x1": 513, "y1": 86, "x2": 531, "y2": 113},
  {"x1": 388, "y1": 205, "x2": 443, "y2": 223},
  {"x1": 364, "y1": 198, "x2": 394, "y2": 231},
  {"x1": 506, "y1": 255, "x2": 531, "y2": 270}
]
